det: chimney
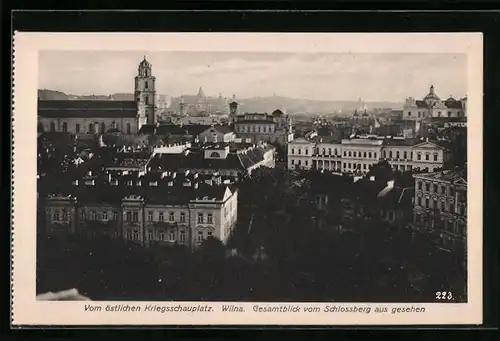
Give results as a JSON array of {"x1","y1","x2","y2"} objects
[{"x1": 369, "y1": 176, "x2": 375, "y2": 181}]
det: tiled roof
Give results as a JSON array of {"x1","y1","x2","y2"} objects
[
  {"x1": 38, "y1": 100, "x2": 137, "y2": 118},
  {"x1": 414, "y1": 168, "x2": 467, "y2": 184}
]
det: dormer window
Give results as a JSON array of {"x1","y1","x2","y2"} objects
[
  {"x1": 72, "y1": 180, "x2": 79, "y2": 186},
  {"x1": 168, "y1": 181, "x2": 174, "y2": 187},
  {"x1": 149, "y1": 181, "x2": 158, "y2": 187},
  {"x1": 85, "y1": 179, "x2": 95, "y2": 186},
  {"x1": 136, "y1": 180, "x2": 142, "y2": 186},
  {"x1": 127, "y1": 180, "x2": 133, "y2": 186},
  {"x1": 110, "y1": 179, "x2": 118, "y2": 186}
]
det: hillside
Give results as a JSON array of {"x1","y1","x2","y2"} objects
[{"x1": 37, "y1": 89, "x2": 402, "y2": 114}]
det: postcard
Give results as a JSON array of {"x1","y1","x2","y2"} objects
[{"x1": 12, "y1": 32, "x2": 483, "y2": 325}]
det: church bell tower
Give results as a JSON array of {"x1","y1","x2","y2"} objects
[{"x1": 135, "y1": 56, "x2": 157, "y2": 126}]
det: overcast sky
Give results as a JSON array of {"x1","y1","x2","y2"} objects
[{"x1": 39, "y1": 51, "x2": 467, "y2": 102}]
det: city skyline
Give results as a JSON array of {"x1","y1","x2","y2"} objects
[{"x1": 39, "y1": 51, "x2": 467, "y2": 102}]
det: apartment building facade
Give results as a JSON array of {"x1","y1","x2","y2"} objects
[
  {"x1": 288, "y1": 136, "x2": 450, "y2": 174},
  {"x1": 412, "y1": 168, "x2": 467, "y2": 251}
]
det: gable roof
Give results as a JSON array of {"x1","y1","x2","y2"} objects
[
  {"x1": 411, "y1": 140, "x2": 444, "y2": 150},
  {"x1": 38, "y1": 100, "x2": 137, "y2": 118}
]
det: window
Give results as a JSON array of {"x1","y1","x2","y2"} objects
[
  {"x1": 206, "y1": 213, "x2": 213, "y2": 224},
  {"x1": 433, "y1": 184, "x2": 438, "y2": 193},
  {"x1": 102, "y1": 211, "x2": 108, "y2": 220},
  {"x1": 425, "y1": 153, "x2": 430, "y2": 161},
  {"x1": 88, "y1": 123, "x2": 94, "y2": 133},
  {"x1": 180, "y1": 212, "x2": 185, "y2": 223},
  {"x1": 298, "y1": 160, "x2": 302, "y2": 166},
  {"x1": 147, "y1": 211, "x2": 153, "y2": 222},
  {"x1": 403, "y1": 151, "x2": 407, "y2": 159},
  {"x1": 396, "y1": 151, "x2": 400, "y2": 159},
  {"x1": 197, "y1": 231, "x2": 203, "y2": 242},
  {"x1": 373, "y1": 152, "x2": 377, "y2": 159},
  {"x1": 440, "y1": 201, "x2": 446, "y2": 212},
  {"x1": 208, "y1": 231, "x2": 213, "y2": 237},
  {"x1": 91, "y1": 211, "x2": 96, "y2": 220},
  {"x1": 50, "y1": 122, "x2": 56, "y2": 132},
  {"x1": 75, "y1": 123, "x2": 80, "y2": 134},
  {"x1": 433, "y1": 153, "x2": 438, "y2": 161},
  {"x1": 353, "y1": 151, "x2": 357, "y2": 157},
  {"x1": 368, "y1": 152, "x2": 372, "y2": 158},
  {"x1": 389, "y1": 151, "x2": 393, "y2": 158},
  {"x1": 328, "y1": 148, "x2": 332, "y2": 155},
  {"x1": 113, "y1": 212, "x2": 118, "y2": 221},
  {"x1": 447, "y1": 111, "x2": 451, "y2": 118},
  {"x1": 364, "y1": 152, "x2": 367, "y2": 158},
  {"x1": 169, "y1": 232, "x2": 175, "y2": 241},
  {"x1": 132, "y1": 212, "x2": 138, "y2": 222},
  {"x1": 159, "y1": 231, "x2": 165, "y2": 241},
  {"x1": 148, "y1": 230, "x2": 153, "y2": 240},
  {"x1": 425, "y1": 198, "x2": 429, "y2": 208},
  {"x1": 417, "y1": 197, "x2": 422, "y2": 206},
  {"x1": 169, "y1": 212, "x2": 175, "y2": 222},
  {"x1": 126, "y1": 211, "x2": 132, "y2": 221},
  {"x1": 383, "y1": 151, "x2": 386, "y2": 158},
  {"x1": 126, "y1": 231, "x2": 132, "y2": 240},
  {"x1": 62, "y1": 122, "x2": 68, "y2": 132},
  {"x1": 410, "y1": 152, "x2": 413, "y2": 159},
  {"x1": 291, "y1": 148, "x2": 295, "y2": 155},
  {"x1": 145, "y1": 96, "x2": 149, "y2": 105},
  {"x1": 449, "y1": 203, "x2": 455, "y2": 213},
  {"x1": 101, "y1": 122, "x2": 105, "y2": 133},
  {"x1": 298, "y1": 149, "x2": 301, "y2": 155},
  {"x1": 449, "y1": 187, "x2": 455, "y2": 196},
  {"x1": 344, "y1": 151, "x2": 347, "y2": 157},
  {"x1": 198, "y1": 213, "x2": 204, "y2": 224},
  {"x1": 348, "y1": 151, "x2": 352, "y2": 157},
  {"x1": 417, "y1": 153, "x2": 421, "y2": 161},
  {"x1": 159, "y1": 212, "x2": 164, "y2": 222},
  {"x1": 127, "y1": 123, "x2": 131, "y2": 134},
  {"x1": 425, "y1": 182, "x2": 430, "y2": 191},
  {"x1": 53, "y1": 210, "x2": 60, "y2": 221},
  {"x1": 291, "y1": 160, "x2": 295, "y2": 165},
  {"x1": 305, "y1": 149, "x2": 308, "y2": 155},
  {"x1": 145, "y1": 81, "x2": 148, "y2": 89},
  {"x1": 112, "y1": 121, "x2": 117, "y2": 129},
  {"x1": 180, "y1": 231, "x2": 186, "y2": 242},
  {"x1": 305, "y1": 161, "x2": 308, "y2": 166}
]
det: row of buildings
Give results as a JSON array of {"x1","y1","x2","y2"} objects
[
  {"x1": 42, "y1": 171, "x2": 239, "y2": 248},
  {"x1": 37, "y1": 57, "x2": 294, "y2": 148},
  {"x1": 39, "y1": 139, "x2": 277, "y2": 247},
  {"x1": 287, "y1": 135, "x2": 450, "y2": 174}
]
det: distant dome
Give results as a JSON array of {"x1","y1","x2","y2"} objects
[
  {"x1": 272, "y1": 109, "x2": 284, "y2": 116},
  {"x1": 423, "y1": 85, "x2": 441, "y2": 101}
]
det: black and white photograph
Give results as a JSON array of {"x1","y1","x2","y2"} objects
[
  {"x1": 12, "y1": 32, "x2": 482, "y2": 325},
  {"x1": 35, "y1": 50, "x2": 468, "y2": 303}
]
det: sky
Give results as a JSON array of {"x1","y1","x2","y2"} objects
[{"x1": 39, "y1": 51, "x2": 467, "y2": 102}]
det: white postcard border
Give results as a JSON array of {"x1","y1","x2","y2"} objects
[{"x1": 12, "y1": 32, "x2": 483, "y2": 325}]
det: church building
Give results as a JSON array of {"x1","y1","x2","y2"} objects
[{"x1": 38, "y1": 57, "x2": 158, "y2": 136}]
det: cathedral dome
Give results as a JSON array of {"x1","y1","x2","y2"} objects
[
  {"x1": 272, "y1": 109, "x2": 284, "y2": 116},
  {"x1": 423, "y1": 85, "x2": 441, "y2": 101}
]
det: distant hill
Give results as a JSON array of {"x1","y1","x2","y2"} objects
[
  {"x1": 38, "y1": 89, "x2": 69, "y2": 100},
  {"x1": 237, "y1": 95, "x2": 403, "y2": 115},
  {"x1": 37, "y1": 89, "x2": 402, "y2": 114}
]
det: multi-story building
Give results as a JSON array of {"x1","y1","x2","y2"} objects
[
  {"x1": 38, "y1": 57, "x2": 158, "y2": 135},
  {"x1": 230, "y1": 101, "x2": 294, "y2": 146},
  {"x1": 403, "y1": 85, "x2": 467, "y2": 121},
  {"x1": 287, "y1": 137, "x2": 316, "y2": 170},
  {"x1": 42, "y1": 171, "x2": 239, "y2": 249},
  {"x1": 287, "y1": 135, "x2": 451, "y2": 174},
  {"x1": 412, "y1": 168, "x2": 467, "y2": 251}
]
